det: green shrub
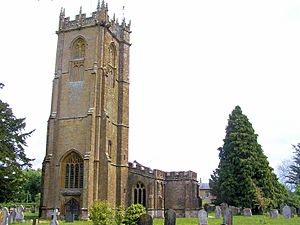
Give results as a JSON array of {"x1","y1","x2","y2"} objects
[
  {"x1": 123, "y1": 204, "x2": 146, "y2": 225},
  {"x1": 114, "y1": 204, "x2": 125, "y2": 225},
  {"x1": 89, "y1": 201, "x2": 113, "y2": 225}
]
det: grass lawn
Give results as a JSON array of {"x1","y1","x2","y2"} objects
[{"x1": 20, "y1": 212, "x2": 300, "y2": 225}]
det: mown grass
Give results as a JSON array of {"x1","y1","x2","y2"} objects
[{"x1": 20, "y1": 212, "x2": 300, "y2": 225}]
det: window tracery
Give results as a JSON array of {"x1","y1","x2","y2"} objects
[
  {"x1": 133, "y1": 182, "x2": 146, "y2": 207},
  {"x1": 63, "y1": 152, "x2": 84, "y2": 189}
]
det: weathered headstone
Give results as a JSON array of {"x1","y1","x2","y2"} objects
[
  {"x1": 15, "y1": 205, "x2": 25, "y2": 222},
  {"x1": 50, "y1": 209, "x2": 60, "y2": 225},
  {"x1": 282, "y1": 205, "x2": 291, "y2": 219},
  {"x1": 223, "y1": 206, "x2": 232, "y2": 225},
  {"x1": 215, "y1": 206, "x2": 222, "y2": 219},
  {"x1": 1, "y1": 207, "x2": 9, "y2": 225},
  {"x1": 138, "y1": 214, "x2": 153, "y2": 225},
  {"x1": 198, "y1": 209, "x2": 208, "y2": 225},
  {"x1": 270, "y1": 209, "x2": 278, "y2": 219},
  {"x1": 220, "y1": 203, "x2": 228, "y2": 218},
  {"x1": 164, "y1": 209, "x2": 176, "y2": 225},
  {"x1": 32, "y1": 218, "x2": 38, "y2": 225},
  {"x1": 243, "y1": 208, "x2": 252, "y2": 216},
  {"x1": 8, "y1": 208, "x2": 16, "y2": 224}
]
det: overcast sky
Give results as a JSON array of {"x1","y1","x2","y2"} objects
[{"x1": 1, "y1": 0, "x2": 300, "y2": 182}]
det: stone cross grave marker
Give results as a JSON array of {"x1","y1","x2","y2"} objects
[
  {"x1": 223, "y1": 206, "x2": 232, "y2": 225},
  {"x1": 215, "y1": 206, "x2": 222, "y2": 219},
  {"x1": 164, "y1": 209, "x2": 176, "y2": 225},
  {"x1": 198, "y1": 209, "x2": 208, "y2": 225},
  {"x1": 138, "y1": 214, "x2": 153, "y2": 225},
  {"x1": 50, "y1": 209, "x2": 60, "y2": 225},
  {"x1": 15, "y1": 205, "x2": 25, "y2": 222},
  {"x1": 243, "y1": 208, "x2": 252, "y2": 216},
  {"x1": 1, "y1": 207, "x2": 9, "y2": 225},
  {"x1": 282, "y1": 205, "x2": 291, "y2": 219}
]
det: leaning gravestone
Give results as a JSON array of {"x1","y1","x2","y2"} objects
[
  {"x1": 220, "y1": 203, "x2": 228, "y2": 218},
  {"x1": 270, "y1": 209, "x2": 278, "y2": 219},
  {"x1": 282, "y1": 205, "x2": 291, "y2": 219},
  {"x1": 15, "y1": 205, "x2": 25, "y2": 222},
  {"x1": 243, "y1": 208, "x2": 252, "y2": 216},
  {"x1": 198, "y1": 209, "x2": 208, "y2": 225},
  {"x1": 223, "y1": 206, "x2": 232, "y2": 225},
  {"x1": 215, "y1": 206, "x2": 222, "y2": 219},
  {"x1": 1, "y1": 207, "x2": 9, "y2": 225},
  {"x1": 138, "y1": 214, "x2": 153, "y2": 225},
  {"x1": 164, "y1": 209, "x2": 176, "y2": 225},
  {"x1": 50, "y1": 209, "x2": 60, "y2": 225}
]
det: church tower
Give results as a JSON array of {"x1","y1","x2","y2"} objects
[{"x1": 40, "y1": 1, "x2": 131, "y2": 220}]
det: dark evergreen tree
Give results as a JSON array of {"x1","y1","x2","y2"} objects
[
  {"x1": 0, "y1": 83, "x2": 34, "y2": 202},
  {"x1": 210, "y1": 106, "x2": 287, "y2": 210},
  {"x1": 287, "y1": 143, "x2": 300, "y2": 186}
]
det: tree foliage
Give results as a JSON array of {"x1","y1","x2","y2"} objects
[
  {"x1": 210, "y1": 106, "x2": 287, "y2": 210},
  {"x1": 286, "y1": 143, "x2": 300, "y2": 186},
  {"x1": 123, "y1": 204, "x2": 146, "y2": 225},
  {"x1": 0, "y1": 83, "x2": 34, "y2": 202},
  {"x1": 89, "y1": 201, "x2": 113, "y2": 225}
]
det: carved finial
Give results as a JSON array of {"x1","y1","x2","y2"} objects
[
  {"x1": 79, "y1": 6, "x2": 82, "y2": 15},
  {"x1": 122, "y1": 18, "x2": 126, "y2": 27},
  {"x1": 60, "y1": 7, "x2": 65, "y2": 17},
  {"x1": 116, "y1": 18, "x2": 119, "y2": 25},
  {"x1": 97, "y1": 0, "x2": 100, "y2": 11},
  {"x1": 113, "y1": 13, "x2": 116, "y2": 22},
  {"x1": 106, "y1": 3, "x2": 108, "y2": 9},
  {"x1": 101, "y1": 0, "x2": 105, "y2": 9},
  {"x1": 128, "y1": 20, "x2": 131, "y2": 29}
]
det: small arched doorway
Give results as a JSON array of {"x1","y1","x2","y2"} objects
[{"x1": 65, "y1": 198, "x2": 80, "y2": 220}]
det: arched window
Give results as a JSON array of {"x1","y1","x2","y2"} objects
[
  {"x1": 63, "y1": 152, "x2": 84, "y2": 189},
  {"x1": 109, "y1": 43, "x2": 116, "y2": 67},
  {"x1": 70, "y1": 37, "x2": 86, "y2": 81},
  {"x1": 133, "y1": 182, "x2": 146, "y2": 207}
]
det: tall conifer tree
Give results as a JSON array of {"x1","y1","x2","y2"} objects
[{"x1": 210, "y1": 106, "x2": 286, "y2": 209}]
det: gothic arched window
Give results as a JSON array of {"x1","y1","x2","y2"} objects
[
  {"x1": 109, "y1": 43, "x2": 116, "y2": 67},
  {"x1": 70, "y1": 37, "x2": 86, "y2": 81},
  {"x1": 133, "y1": 182, "x2": 146, "y2": 207},
  {"x1": 63, "y1": 152, "x2": 84, "y2": 189}
]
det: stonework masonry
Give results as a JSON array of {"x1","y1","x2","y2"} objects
[{"x1": 40, "y1": 1, "x2": 200, "y2": 220}]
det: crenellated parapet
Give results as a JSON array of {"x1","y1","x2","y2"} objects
[
  {"x1": 57, "y1": 0, "x2": 131, "y2": 43},
  {"x1": 129, "y1": 161, "x2": 197, "y2": 181}
]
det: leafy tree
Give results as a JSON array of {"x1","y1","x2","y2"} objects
[
  {"x1": 123, "y1": 204, "x2": 146, "y2": 225},
  {"x1": 210, "y1": 106, "x2": 287, "y2": 210},
  {"x1": 0, "y1": 83, "x2": 34, "y2": 202},
  {"x1": 17, "y1": 169, "x2": 41, "y2": 202},
  {"x1": 287, "y1": 143, "x2": 300, "y2": 186}
]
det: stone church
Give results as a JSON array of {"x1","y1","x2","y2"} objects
[{"x1": 40, "y1": 1, "x2": 200, "y2": 220}]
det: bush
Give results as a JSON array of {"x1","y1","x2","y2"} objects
[
  {"x1": 114, "y1": 204, "x2": 125, "y2": 225},
  {"x1": 123, "y1": 204, "x2": 146, "y2": 225},
  {"x1": 89, "y1": 201, "x2": 113, "y2": 225}
]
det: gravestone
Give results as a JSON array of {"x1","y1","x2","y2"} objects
[
  {"x1": 220, "y1": 203, "x2": 228, "y2": 218},
  {"x1": 270, "y1": 209, "x2": 278, "y2": 219},
  {"x1": 15, "y1": 205, "x2": 25, "y2": 222},
  {"x1": 1, "y1": 207, "x2": 9, "y2": 225},
  {"x1": 32, "y1": 218, "x2": 38, "y2": 225},
  {"x1": 215, "y1": 206, "x2": 222, "y2": 219},
  {"x1": 138, "y1": 214, "x2": 153, "y2": 225},
  {"x1": 50, "y1": 209, "x2": 60, "y2": 225},
  {"x1": 198, "y1": 209, "x2": 208, "y2": 225},
  {"x1": 164, "y1": 209, "x2": 176, "y2": 225},
  {"x1": 243, "y1": 208, "x2": 252, "y2": 216},
  {"x1": 298, "y1": 208, "x2": 300, "y2": 217},
  {"x1": 223, "y1": 206, "x2": 232, "y2": 225},
  {"x1": 282, "y1": 205, "x2": 291, "y2": 219},
  {"x1": 8, "y1": 208, "x2": 16, "y2": 224}
]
